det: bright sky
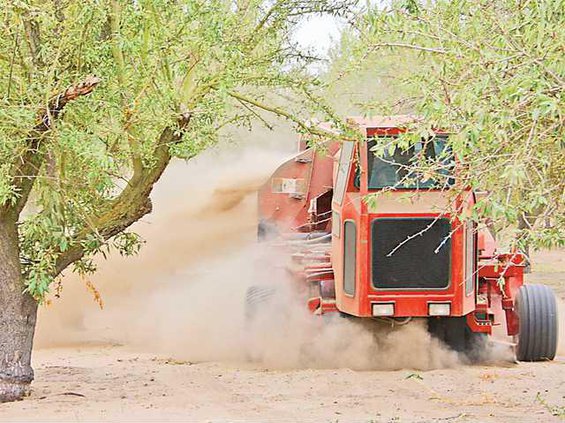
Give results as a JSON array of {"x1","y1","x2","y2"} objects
[
  {"x1": 292, "y1": 1, "x2": 378, "y2": 70},
  {"x1": 294, "y1": 14, "x2": 345, "y2": 57},
  {"x1": 293, "y1": 1, "x2": 380, "y2": 58}
]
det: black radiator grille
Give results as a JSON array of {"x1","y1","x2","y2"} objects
[{"x1": 371, "y1": 218, "x2": 451, "y2": 289}]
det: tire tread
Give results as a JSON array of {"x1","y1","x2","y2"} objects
[{"x1": 516, "y1": 284, "x2": 558, "y2": 361}]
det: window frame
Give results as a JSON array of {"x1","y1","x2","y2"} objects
[
  {"x1": 334, "y1": 141, "x2": 355, "y2": 205},
  {"x1": 332, "y1": 211, "x2": 341, "y2": 238},
  {"x1": 359, "y1": 136, "x2": 454, "y2": 190},
  {"x1": 465, "y1": 221, "x2": 477, "y2": 296},
  {"x1": 343, "y1": 219, "x2": 357, "y2": 297}
]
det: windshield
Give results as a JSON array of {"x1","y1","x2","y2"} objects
[{"x1": 365, "y1": 137, "x2": 454, "y2": 189}]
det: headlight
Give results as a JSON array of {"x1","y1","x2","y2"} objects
[
  {"x1": 428, "y1": 302, "x2": 451, "y2": 316},
  {"x1": 372, "y1": 303, "x2": 395, "y2": 317}
]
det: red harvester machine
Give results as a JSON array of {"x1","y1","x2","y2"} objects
[{"x1": 249, "y1": 116, "x2": 558, "y2": 361}]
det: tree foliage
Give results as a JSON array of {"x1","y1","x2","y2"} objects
[
  {"x1": 0, "y1": 0, "x2": 355, "y2": 299},
  {"x1": 336, "y1": 0, "x2": 564, "y2": 250}
]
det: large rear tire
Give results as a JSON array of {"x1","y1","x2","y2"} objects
[{"x1": 515, "y1": 284, "x2": 558, "y2": 362}]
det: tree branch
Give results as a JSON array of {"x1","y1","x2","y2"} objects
[
  {"x1": 368, "y1": 42, "x2": 461, "y2": 57},
  {"x1": 1, "y1": 76, "x2": 101, "y2": 221},
  {"x1": 227, "y1": 90, "x2": 355, "y2": 141},
  {"x1": 22, "y1": 14, "x2": 42, "y2": 68},
  {"x1": 53, "y1": 112, "x2": 192, "y2": 277}
]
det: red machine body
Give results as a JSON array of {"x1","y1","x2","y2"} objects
[{"x1": 256, "y1": 116, "x2": 557, "y2": 360}]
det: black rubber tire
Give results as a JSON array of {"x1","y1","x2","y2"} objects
[
  {"x1": 428, "y1": 317, "x2": 487, "y2": 363},
  {"x1": 515, "y1": 284, "x2": 558, "y2": 362},
  {"x1": 244, "y1": 286, "x2": 276, "y2": 322}
]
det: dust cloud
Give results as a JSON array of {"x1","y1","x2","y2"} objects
[
  {"x1": 34, "y1": 143, "x2": 289, "y2": 352},
  {"x1": 35, "y1": 129, "x2": 461, "y2": 371}
]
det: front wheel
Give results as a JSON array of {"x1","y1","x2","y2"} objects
[
  {"x1": 428, "y1": 317, "x2": 487, "y2": 363},
  {"x1": 515, "y1": 284, "x2": 558, "y2": 362}
]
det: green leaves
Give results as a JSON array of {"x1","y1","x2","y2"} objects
[
  {"x1": 335, "y1": 0, "x2": 565, "y2": 250},
  {"x1": 0, "y1": 0, "x2": 355, "y2": 299}
]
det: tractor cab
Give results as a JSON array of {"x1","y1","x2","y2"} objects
[{"x1": 330, "y1": 117, "x2": 476, "y2": 319}]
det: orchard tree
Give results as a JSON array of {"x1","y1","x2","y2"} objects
[
  {"x1": 0, "y1": 0, "x2": 355, "y2": 402},
  {"x1": 324, "y1": 30, "x2": 420, "y2": 116},
  {"x1": 335, "y1": 0, "x2": 564, "y2": 249}
]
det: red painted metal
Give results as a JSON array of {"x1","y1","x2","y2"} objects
[{"x1": 257, "y1": 116, "x2": 525, "y2": 337}]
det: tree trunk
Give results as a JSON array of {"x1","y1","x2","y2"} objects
[{"x1": 0, "y1": 220, "x2": 38, "y2": 402}]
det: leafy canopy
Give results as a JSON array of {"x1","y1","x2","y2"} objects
[
  {"x1": 0, "y1": 0, "x2": 355, "y2": 299},
  {"x1": 335, "y1": 0, "x2": 564, "y2": 250}
]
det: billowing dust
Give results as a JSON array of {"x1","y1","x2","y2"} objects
[{"x1": 34, "y1": 137, "x2": 522, "y2": 371}]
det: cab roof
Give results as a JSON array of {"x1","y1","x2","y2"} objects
[{"x1": 345, "y1": 115, "x2": 420, "y2": 129}]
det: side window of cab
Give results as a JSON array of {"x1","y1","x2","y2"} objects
[{"x1": 334, "y1": 141, "x2": 355, "y2": 205}]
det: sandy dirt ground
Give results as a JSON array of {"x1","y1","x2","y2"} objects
[
  {"x1": 1, "y1": 146, "x2": 564, "y2": 422},
  {"x1": 0, "y1": 344, "x2": 563, "y2": 422}
]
